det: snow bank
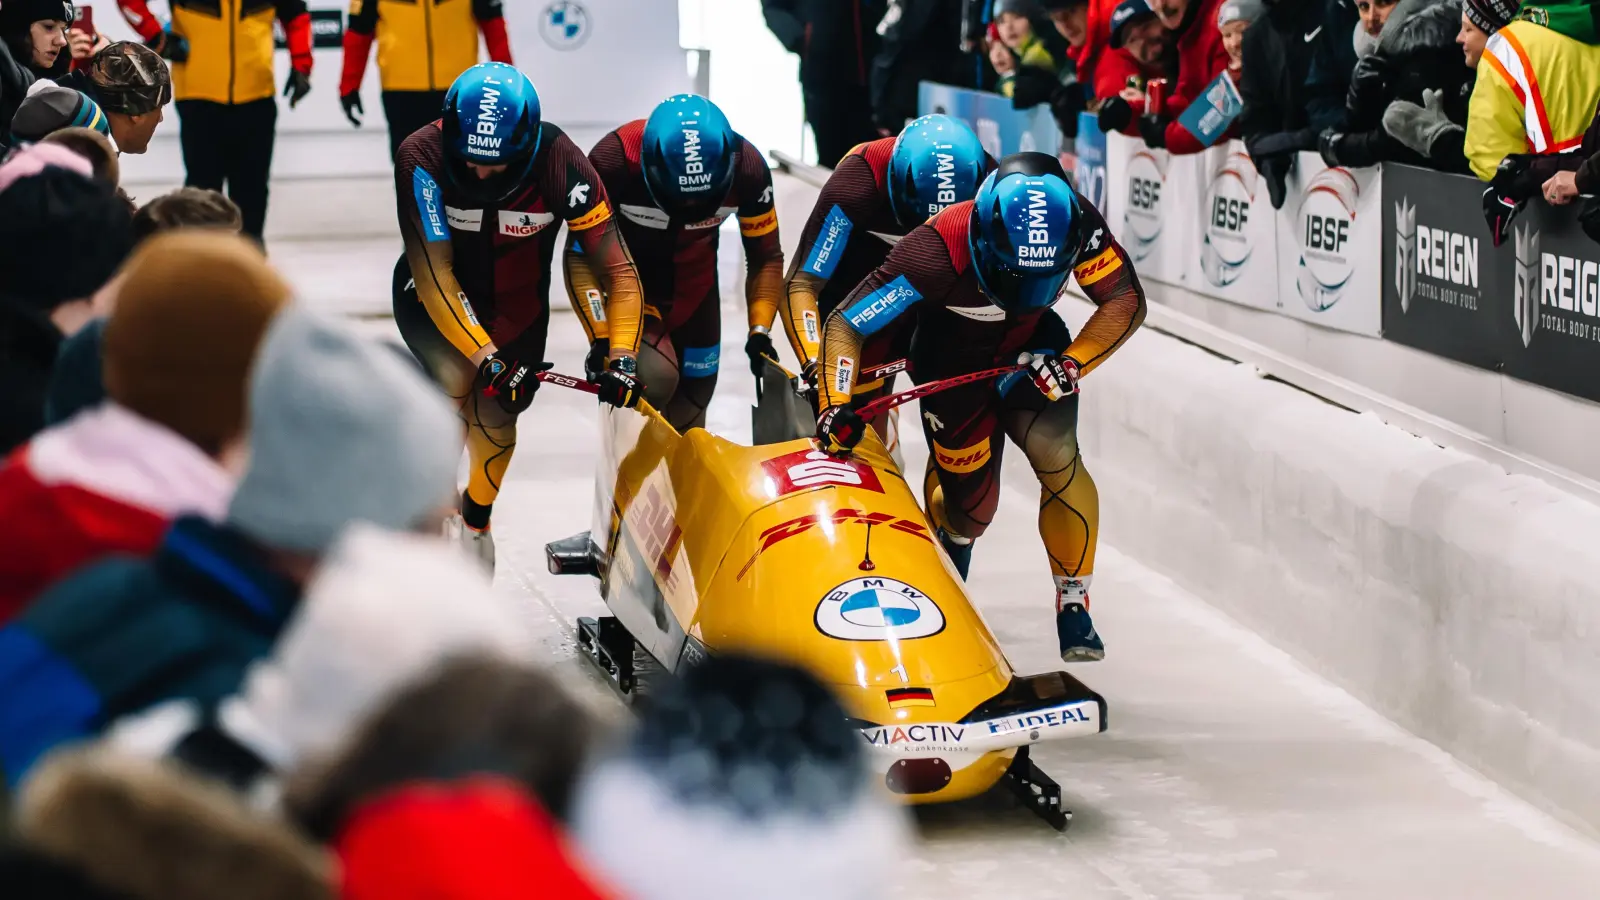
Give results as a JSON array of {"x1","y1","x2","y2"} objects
[{"x1": 1069, "y1": 299, "x2": 1600, "y2": 836}]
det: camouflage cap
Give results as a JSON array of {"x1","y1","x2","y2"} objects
[{"x1": 86, "y1": 42, "x2": 172, "y2": 116}]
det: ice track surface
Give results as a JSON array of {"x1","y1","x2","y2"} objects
[{"x1": 279, "y1": 174, "x2": 1600, "y2": 899}]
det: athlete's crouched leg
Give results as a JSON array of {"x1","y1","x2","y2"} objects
[{"x1": 917, "y1": 381, "x2": 1003, "y2": 580}]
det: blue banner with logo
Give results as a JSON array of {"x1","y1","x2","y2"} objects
[
  {"x1": 1176, "y1": 72, "x2": 1244, "y2": 148},
  {"x1": 1074, "y1": 111, "x2": 1107, "y2": 209},
  {"x1": 917, "y1": 82, "x2": 1060, "y2": 161}
]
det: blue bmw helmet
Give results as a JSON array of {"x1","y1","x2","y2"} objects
[
  {"x1": 887, "y1": 114, "x2": 989, "y2": 230},
  {"x1": 968, "y1": 152, "x2": 1082, "y2": 313},
  {"x1": 441, "y1": 62, "x2": 542, "y2": 204},
  {"x1": 641, "y1": 93, "x2": 738, "y2": 222}
]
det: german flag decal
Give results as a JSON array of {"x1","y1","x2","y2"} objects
[{"x1": 886, "y1": 687, "x2": 935, "y2": 708}]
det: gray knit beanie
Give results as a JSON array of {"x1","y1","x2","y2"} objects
[
  {"x1": 1217, "y1": 0, "x2": 1266, "y2": 28},
  {"x1": 226, "y1": 307, "x2": 460, "y2": 554}
]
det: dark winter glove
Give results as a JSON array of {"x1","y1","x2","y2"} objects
[
  {"x1": 1024, "y1": 352, "x2": 1081, "y2": 401},
  {"x1": 1482, "y1": 185, "x2": 1525, "y2": 249},
  {"x1": 1381, "y1": 89, "x2": 1460, "y2": 159},
  {"x1": 1346, "y1": 53, "x2": 1391, "y2": 119},
  {"x1": 744, "y1": 329, "x2": 776, "y2": 379},
  {"x1": 1490, "y1": 153, "x2": 1544, "y2": 203},
  {"x1": 1580, "y1": 196, "x2": 1600, "y2": 246},
  {"x1": 1010, "y1": 66, "x2": 1060, "y2": 109},
  {"x1": 816, "y1": 405, "x2": 866, "y2": 456},
  {"x1": 146, "y1": 27, "x2": 188, "y2": 63},
  {"x1": 1259, "y1": 154, "x2": 1292, "y2": 210},
  {"x1": 476, "y1": 354, "x2": 552, "y2": 415},
  {"x1": 1048, "y1": 82, "x2": 1089, "y2": 136},
  {"x1": 283, "y1": 70, "x2": 312, "y2": 109},
  {"x1": 340, "y1": 91, "x2": 363, "y2": 128},
  {"x1": 594, "y1": 356, "x2": 644, "y2": 409},
  {"x1": 1317, "y1": 129, "x2": 1349, "y2": 168},
  {"x1": 1137, "y1": 114, "x2": 1169, "y2": 149},
  {"x1": 1098, "y1": 96, "x2": 1134, "y2": 133}
]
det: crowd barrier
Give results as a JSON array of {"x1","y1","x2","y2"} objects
[{"x1": 920, "y1": 84, "x2": 1600, "y2": 405}]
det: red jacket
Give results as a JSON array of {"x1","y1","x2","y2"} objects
[
  {"x1": 1095, "y1": 47, "x2": 1167, "y2": 137},
  {"x1": 0, "y1": 405, "x2": 235, "y2": 622},
  {"x1": 1161, "y1": 0, "x2": 1231, "y2": 147},
  {"x1": 1166, "y1": 67, "x2": 1242, "y2": 154}
]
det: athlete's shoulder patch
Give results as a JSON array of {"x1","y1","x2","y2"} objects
[
  {"x1": 858, "y1": 136, "x2": 897, "y2": 189},
  {"x1": 411, "y1": 167, "x2": 449, "y2": 242},
  {"x1": 932, "y1": 201, "x2": 974, "y2": 274},
  {"x1": 1073, "y1": 246, "x2": 1123, "y2": 287},
  {"x1": 803, "y1": 204, "x2": 854, "y2": 279},
  {"x1": 840, "y1": 274, "x2": 923, "y2": 336}
]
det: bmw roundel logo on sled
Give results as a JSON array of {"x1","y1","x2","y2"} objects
[
  {"x1": 540, "y1": 1, "x2": 590, "y2": 50},
  {"x1": 815, "y1": 577, "x2": 945, "y2": 641}
]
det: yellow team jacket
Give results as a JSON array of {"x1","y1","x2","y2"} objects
[
  {"x1": 350, "y1": 0, "x2": 485, "y2": 93},
  {"x1": 170, "y1": 0, "x2": 303, "y2": 105},
  {"x1": 1467, "y1": 20, "x2": 1600, "y2": 180}
]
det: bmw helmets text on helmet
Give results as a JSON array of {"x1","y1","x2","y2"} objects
[
  {"x1": 440, "y1": 63, "x2": 542, "y2": 203},
  {"x1": 640, "y1": 93, "x2": 738, "y2": 222},
  {"x1": 968, "y1": 152, "x2": 1081, "y2": 312},
  {"x1": 887, "y1": 114, "x2": 989, "y2": 230}
]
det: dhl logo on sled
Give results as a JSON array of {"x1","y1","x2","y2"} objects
[{"x1": 574, "y1": 395, "x2": 1105, "y2": 817}]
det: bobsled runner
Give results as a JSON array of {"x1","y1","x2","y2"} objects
[{"x1": 543, "y1": 364, "x2": 1106, "y2": 830}]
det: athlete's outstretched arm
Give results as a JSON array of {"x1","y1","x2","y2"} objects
[
  {"x1": 734, "y1": 138, "x2": 784, "y2": 336},
  {"x1": 552, "y1": 129, "x2": 643, "y2": 359},
  {"x1": 782, "y1": 148, "x2": 885, "y2": 366},
  {"x1": 1063, "y1": 200, "x2": 1146, "y2": 375},
  {"x1": 340, "y1": 0, "x2": 379, "y2": 100},
  {"x1": 394, "y1": 149, "x2": 493, "y2": 361}
]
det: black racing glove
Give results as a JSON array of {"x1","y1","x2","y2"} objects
[
  {"x1": 1137, "y1": 114, "x2": 1169, "y2": 149},
  {"x1": 595, "y1": 356, "x2": 644, "y2": 409},
  {"x1": 283, "y1": 70, "x2": 312, "y2": 109},
  {"x1": 146, "y1": 28, "x2": 188, "y2": 63},
  {"x1": 476, "y1": 354, "x2": 551, "y2": 415},
  {"x1": 340, "y1": 91, "x2": 363, "y2": 128},
  {"x1": 1010, "y1": 66, "x2": 1059, "y2": 109},
  {"x1": 1482, "y1": 185, "x2": 1525, "y2": 249},
  {"x1": 816, "y1": 405, "x2": 866, "y2": 456},
  {"x1": 1098, "y1": 96, "x2": 1134, "y2": 133},
  {"x1": 744, "y1": 330, "x2": 776, "y2": 379},
  {"x1": 1317, "y1": 129, "x2": 1348, "y2": 168},
  {"x1": 583, "y1": 337, "x2": 610, "y2": 383}
]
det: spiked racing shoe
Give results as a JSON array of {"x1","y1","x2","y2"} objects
[
  {"x1": 446, "y1": 513, "x2": 496, "y2": 574},
  {"x1": 1055, "y1": 577, "x2": 1103, "y2": 662},
  {"x1": 937, "y1": 528, "x2": 973, "y2": 579}
]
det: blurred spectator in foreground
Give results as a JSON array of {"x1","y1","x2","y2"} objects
[
  {"x1": 1379, "y1": 0, "x2": 1514, "y2": 172},
  {"x1": 9, "y1": 84, "x2": 111, "y2": 147},
  {"x1": 1, "y1": 0, "x2": 74, "y2": 79},
  {"x1": 285, "y1": 655, "x2": 598, "y2": 837},
  {"x1": 58, "y1": 42, "x2": 173, "y2": 155},
  {"x1": 109, "y1": 525, "x2": 533, "y2": 795},
  {"x1": 3, "y1": 748, "x2": 333, "y2": 900},
  {"x1": 763, "y1": 0, "x2": 887, "y2": 167},
  {"x1": 39, "y1": 126, "x2": 120, "y2": 183},
  {"x1": 335, "y1": 777, "x2": 613, "y2": 900},
  {"x1": 572, "y1": 654, "x2": 910, "y2": 900},
  {"x1": 1095, "y1": 0, "x2": 1167, "y2": 135},
  {"x1": 339, "y1": 0, "x2": 514, "y2": 160},
  {"x1": 872, "y1": 0, "x2": 972, "y2": 134},
  {"x1": 43, "y1": 189, "x2": 243, "y2": 427},
  {"x1": 1318, "y1": 0, "x2": 1473, "y2": 170},
  {"x1": 1238, "y1": 0, "x2": 1336, "y2": 207},
  {"x1": 0, "y1": 144, "x2": 133, "y2": 455},
  {"x1": 1466, "y1": 15, "x2": 1600, "y2": 181},
  {"x1": 1134, "y1": 0, "x2": 1229, "y2": 149},
  {"x1": 0, "y1": 231, "x2": 284, "y2": 622},
  {"x1": 0, "y1": 306, "x2": 461, "y2": 785}
]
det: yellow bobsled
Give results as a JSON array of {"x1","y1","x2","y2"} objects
[{"x1": 546, "y1": 375, "x2": 1106, "y2": 829}]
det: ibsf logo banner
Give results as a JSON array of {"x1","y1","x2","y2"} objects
[
  {"x1": 1122, "y1": 150, "x2": 1167, "y2": 262},
  {"x1": 1199, "y1": 151, "x2": 1257, "y2": 288},
  {"x1": 1293, "y1": 167, "x2": 1359, "y2": 311},
  {"x1": 1275, "y1": 154, "x2": 1381, "y2": 336}
]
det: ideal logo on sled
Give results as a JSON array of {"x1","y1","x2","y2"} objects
[
  {"x1": 761, "y1": 449, "x2": 883, "y2": 497},
  {"x1": 815, "y1": 576, "x2": 945, "y2": 641}
]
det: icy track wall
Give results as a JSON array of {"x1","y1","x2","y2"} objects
[{"x1": 1056, "y1": 295, "x2": 1600, "y2": 835}]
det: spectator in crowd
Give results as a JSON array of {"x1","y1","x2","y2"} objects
[
  {"x1": 1, "y1": 0, "x2": 75, "y2": 79},
  {"x1": 9, "y1": 84, "x2": 111, "y2": 147},
  {"x1": 339, "y1": 0, "x2": 514, "y2": 161},
  {"x1": 872, "y1": 0, "x2": 973, "y2": 134},
  {"x1": 1160, "y1": 0, "x2": 1261, "y2": 154},
  {"x1": 1237, "y1": 0, "x2": 1339, "y2": 208},
  {"x1": 0, "y1": 144, "x2": 134, "y2": 455},
  {"x1": 39, "y1": 126, "x2": 120, "y2": 183},
  {"x1": 113, "y1": 0, "x2": 314, "y2": 239},
  {"x1": 1133, "y1": 0, "x2": 1230, "y2": 149},
  {"x1": 1318, "y1": 0, "x2": 1474, "y2": 170},
  {"x1": 1095, "y1": 0, "x2": 1168, "y2": 135},
  {"x1": 572, "y1": 654, "x2": 908, "y2": 900},
  {"x1": 1379, "y1": 0, "x2": 1515, "y2": 172},
  {"x1": 285, "y1": 655, "x2": 598, "y2": 838},
  {"x1": 0, "y1": 31, "x2": 38, "y2": 136},
  {"x1": 0, "y1": 231, "x2": 284, "y2": 623},
  {"x1": 108, "y1": 524, "x2": 533, "y2": 795},
  {"x1": 1302, "y1": 0, "x2": 1366, "y2": 135},
  {"x1": 58, "y1": 42, "x2": 172, "y2": 155},
  {"x1": 1541, "y1": 116, "x2": 1600, "y2": 209},
  {"x1": 1010, "y1": 0, "x2": 1105, "y2": 140},
  {"x1": 3, "y1": 748, "x2": 334, "y2": 900},
  {"x1": 763, "y1": 0, "x2": 887, "y2": 167},
  {"x1": 43, "y1": 189, "x2": 244, "y2": 428},
  {"x1": 991, "y1": 0, "x2": 1062, "y2": 99},
  {"x1": 0, "y1": 304, "x2": 461, "y2": 785},
  {"x1": 1466, "y1": 11, "x2": 1600, "y2": 182},
  {"x1": 334, "y1": 776, "x2": 613, "y2": 900}
]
